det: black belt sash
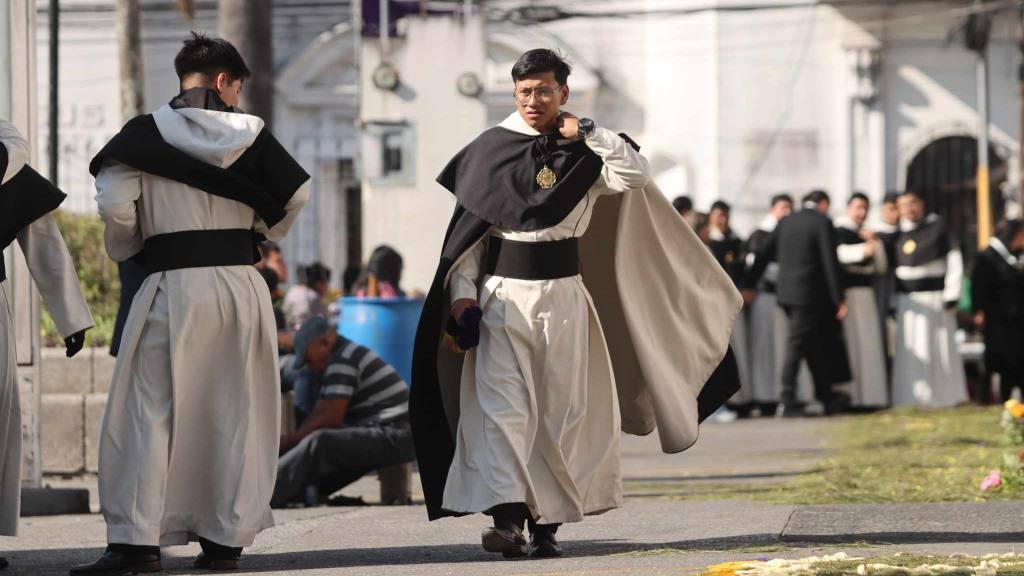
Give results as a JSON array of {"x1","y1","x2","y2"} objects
[
  {"x1": 845, "y1": 274, "x2": 875, "y2": 289},
  {"x1": 0, "y1": 250, "x2": 5, "y2": 282},
  {"x1": 897, "y1": 277, "x2": 945, "y2": 293},
  {"x1": 485, "y1": 237, "x2": 579, "y2": 280},
  {"x1": 141, "y1": 229, "x2": 259, "y2": 273}
]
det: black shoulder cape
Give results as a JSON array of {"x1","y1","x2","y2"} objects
[
  {"x1": 96, "y1": 89, "x2": 310, "y2": 353},
  {"x1": 0, "y1": 142, "x2": 67, "y2": 249},
  {"x1": 437, "y1": 126, "x2": 605, "y2": 231},
  {"x1": 411, "y1": 128, "x2": 740, "y2": 521},
  {"x1": 89, "y1": 90, "x2": 309, "y2": 229}
]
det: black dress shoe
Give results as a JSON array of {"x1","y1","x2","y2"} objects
[
  {"x1": 0, "y1": 556, "x2": 8, "y2": 571},
  {"x1": 481, "y1": 526, "x2": 528, "y2": 559},
  {"x1": 775, "y1": 402, "x2": 807, "y2": 419},
  {"x1": 193, "y1": 553, "x2": 239, "y2": 571},
  {"x1": 529, "y1": 527, "x2": 562, "y2": 558},
  {"x1": 68, "y1": 550, "x2": 162, "y2": 576}
]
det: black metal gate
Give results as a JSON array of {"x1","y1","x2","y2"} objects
[{"x1": 905, "y1": 136, "x2": 1006, "y2": 267}]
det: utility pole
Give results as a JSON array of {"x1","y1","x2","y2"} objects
[
  {"x1": 218, "y1": 0, "x2": 274, "y2": 127},
  {"x1": 116, "y1": 0, "x2": 144, "y2": 122},
  {"x1": 48, "y1": 0, "x2": 58, "y2": 185},
  {"x1": 966, "y1": 4, "x2": 993, "y2": 249}
]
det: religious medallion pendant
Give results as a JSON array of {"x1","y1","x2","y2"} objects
[
  {"x1": 902, "y1": 239, "x2": 917, "y2": 255},
  {"x1": 536, "y1": 164, "x2": 557, "y2": 189}
]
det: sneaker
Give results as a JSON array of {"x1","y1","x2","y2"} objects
[
  {"x1": 709, "y1": 406, "x2": 738, "y2": 423},
  {"x1": 481, "y1": 526, "x2": 528, "y2": 559}
]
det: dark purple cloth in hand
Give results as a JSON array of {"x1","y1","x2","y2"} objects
[{"x1": 456, "y1": 306, "x2": 483, "y2": 350}]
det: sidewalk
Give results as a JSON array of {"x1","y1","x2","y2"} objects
[{"x1": 3, "y1": 419, "x2": 1022, "y2": 575}]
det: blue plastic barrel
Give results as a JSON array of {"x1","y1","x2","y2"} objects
[{"x1": 336, "y1": 296, "x2": 424, "y2": 386}]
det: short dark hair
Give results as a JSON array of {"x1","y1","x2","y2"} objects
[
  {"x1": 511, "y1": 49, "x2": 572, "y2": 85},
  {"x1": 882, "y1": 191, "x2": 900, "y2": 205},
  {"x1": 304, "y1": 262, "x2": 331, "y2": 286},
  {"x1": 672, "y1": 196, "x2": 693, "y2": 214},
  {"x1": 710, "y1": 200, "x2": 731, "y2": 213},
  {"x1": 997, "y1": 219, "x2": 1024, "y2": 247},
  {"x1": 770, "y1": 193, "x2": 793, "y2": 208},
  {"x1": 174, "y1": 32, "x2": 251, "y2": 82},
  {"x1": 848, "y1": 192, "x2": 870, "y2": 206},
  {"x1": 899, "y1": 189, "x2": 922, "y2": 200},
  {"x1": 803, "y1": 189, "x2": 830, "y2": 205}
]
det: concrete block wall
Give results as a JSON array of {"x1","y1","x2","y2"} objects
[{"x1": 39, "y1": 348, "x2": 114, "y2": 475}]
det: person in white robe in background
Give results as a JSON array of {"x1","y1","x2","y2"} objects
[
  {"x1": 834, "y1": 193, "x2": 888, "y2": 408},
  {"x1": 891, "y1": 190, "x2": 967, "y2": 408},
  {"x1": 0, "y1": 119, "x2": 93, "y2": 571}
]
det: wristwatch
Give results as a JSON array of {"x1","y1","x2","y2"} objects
[{"x1": 577, "y1": 117, "x2": 596, "y2": 141}]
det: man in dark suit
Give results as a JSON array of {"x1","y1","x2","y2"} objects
[{"x1": 747, "y1": 190, "x2": 851, "y2": 416}]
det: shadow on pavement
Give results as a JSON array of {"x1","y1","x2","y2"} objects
[{"x1": 6, "y1": 532, "x2": 1021, "y2": 575}]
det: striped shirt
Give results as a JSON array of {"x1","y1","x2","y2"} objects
[{"x1": 321, "y1": 337, "x2": 409, "y2": 426}]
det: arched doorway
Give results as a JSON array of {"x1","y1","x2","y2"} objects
[{"x1": 905, "y1": 136, "x2": 1007, "y2": 266}]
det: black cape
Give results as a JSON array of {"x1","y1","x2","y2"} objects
[
  {"x1": 437, "y1": 126, "x2": 606, "y2": 231},
  {"x1": 410, "y1": 128, "x2": 740, "y2": 521},
  {"x1": 95, "y1": 89, "x2": 310, "y2": 354},
  {"x1": 0, "y1": 143, "x2": 67, "y2": 250},
  {"x1": 89, "y1": 89, "x2": 308, "y2": 229}
]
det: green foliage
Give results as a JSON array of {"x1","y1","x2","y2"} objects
[
  {"x1": 1000, "y1": 404, "x2": 1024, "y2": 446},
  {"x1": 631, "y1": 407, "x2": 1014, "y2": 505},
  {"x1": 40, "y1": 211, "x2": 118, "y2": 348}
]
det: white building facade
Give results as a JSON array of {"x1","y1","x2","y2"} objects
[{"x1": 38, "y1": 0, "x2": 1024, "y2": 291}]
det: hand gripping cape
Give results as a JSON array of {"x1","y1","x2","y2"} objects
[{"x1": 410, "y1": 124, "x2": 744, "y2": 520}]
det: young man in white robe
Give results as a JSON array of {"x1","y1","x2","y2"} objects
[
  {"x1": 73, "y1": 34, "x2": 309, "y2": 575},
  {"x1": 834, "y1": 192, "x2": 888, "y2": 408},
  {"x1": 411, "y1": 49, "x2": 743, "y2": 560},
  {"x1": 891, "y1": 190, "x2": 967, "y2": 407},
  {"x1": 0, "y1": 120, "x2": 93, "y2": 572}
]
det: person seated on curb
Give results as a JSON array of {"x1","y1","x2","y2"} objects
[{"x1": 271, "y1": 316, "x2": 415, "y2": 508}]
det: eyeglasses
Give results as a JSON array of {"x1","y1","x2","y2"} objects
[{"x1": 514, "y1": 86, "x2": 561, "y2": 105}]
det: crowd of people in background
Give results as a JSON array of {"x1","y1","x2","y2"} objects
[{"x1": 676, "y1": 189, "x2": 1024, "y2": 420}]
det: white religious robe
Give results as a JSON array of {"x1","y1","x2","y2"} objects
[
  {"x1": 834, "y1": 216, "x2": 888, "y2": 407},
  {"x1": 441, "y1": 114, "x2": 650, "y2": 524},
  {"x1": 94, "y1": 105, "x2": 309, "y2": 546},
  {"x1": 0, "y1": 120, "x2": 93, "y2": 536},
  {"x1": 891, "y1": 216, "x2": 967, "y2": 408}
]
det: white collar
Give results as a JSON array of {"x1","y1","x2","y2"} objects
[
  {"x1": 497, "y1": 111, "x2": 575, "y2": 145},
  {"x1": 834, "y1": 215, "x2": 860, "y2": 232},
  {"x1": 709, "y1": 226, "x2": 734, "y2": 242},
  {"x1": 874, "y1": 221, "x2": 898, "y2": 234},
  {"x1": 758, "y1": 215, "x2": 779, "y2": 233},
  {"x1": 899, "y1": 213, "x2": 938, "y2": 232},
  {"x1": 989, "y1": 237, "x2": 1019, "y2": 266},
  {"x1": 498, "y1": 111, "x2": 540, "y2": 136}
]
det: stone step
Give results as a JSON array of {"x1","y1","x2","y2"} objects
[
  {"x1": 40, "y1": 347, "x2": 116, "y2": 394},
  {"x1": 40, "y1": 392, "x2": 107, "y2": 475}
]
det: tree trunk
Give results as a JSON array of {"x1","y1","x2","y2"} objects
[
  {"x1": 116, "y1": 0, "x2": 144, "y2": 122},
  {"x1": 218, "y1": 0, "x2": 274, "y2": 127}
]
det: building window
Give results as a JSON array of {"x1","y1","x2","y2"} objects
[
  {"x1": 364, "y1": 122, "x2": 415, "y2": 185},
  {"x1": 382, "y1": 132, "x2": 404, "y2": 176}
]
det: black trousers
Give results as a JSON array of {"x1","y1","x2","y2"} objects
[
  {"x1": 781, "y1": 305, "x2": 850, "y2": 405},
  {"x1": 271, "y1": 422, "x2": 415, "y2": 508}
]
